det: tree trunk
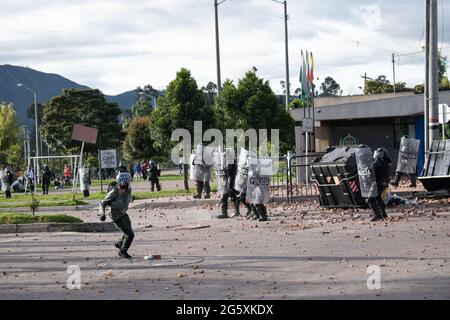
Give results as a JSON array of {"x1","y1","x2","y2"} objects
[{"x1": 183, "y1": 164, "x2": 189, "y2": 191}]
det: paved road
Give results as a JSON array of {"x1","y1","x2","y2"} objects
[{"x1": 0, "y1": 199, "x2": 449, "y2": 300}]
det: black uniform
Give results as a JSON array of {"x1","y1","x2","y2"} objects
[
  {"x1": 41, "y1": 166, "x2": 52, "y2": 195},
  {"x1": 149, "y1": 164, "x2": 161, "y2": 192},
  {"x1": 367, "y1": 149, "x2": 391, "y2": 221},
  {"x1": 217, "y1": 163, "x2": 240, "y2": 219}
]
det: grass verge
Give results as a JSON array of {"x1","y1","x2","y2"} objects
[{"x1": 0, "y1": 213, "x2": 83, "y2": 224}]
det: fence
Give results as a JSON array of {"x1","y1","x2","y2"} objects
[{"x1": 269, "y1": 154, "x2": 324, "y2": 202}]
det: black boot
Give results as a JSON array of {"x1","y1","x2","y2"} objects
[
  {"x1": 193, "y1": 181, "x2": 203, "y2": 199},
  {"x1": 367, "y1": 198, "x2": 383, "y2": 221},
  {"x1": 257, "y1": 205, "x2": 268, "y2": 222},
  {"x1": 118, "y1": 251, "x2": 133, "y2": 259},
  {"x1": 249, "y1": 204, "x2": 260, "y2": 220},
  {"x1": 204, "y1": 182, "x2": 211, "y2": 199},
  {"x1": 231, "y1": 200, "x2": 241, "y2": 218},
  {"x1": 216, "y1": 196, "x2": 229, "y2": 219}
]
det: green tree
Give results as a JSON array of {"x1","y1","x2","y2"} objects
[
  {"x1": 6, "y1": 144, "x2": 24, "y2": 168},
  {"x1": 123, "y1": 116, "x2": 156, "y2": 162},
  {"x1": 27, "y1": 103, "x2": 44, "y2": 121},
  {"x1": 319, "y1": 76, "x2": 342, "y2": 97},
  {"x1": 214, "y1": 69, "x2": 295, "y2": 154},
  {"x1": 0, "y1": 103, "x2": 21, "y2": 165},
  {"x1": 150, "y1": 68, "x2": 214, "y2": 189},
  {"x1": 40, "y1": 89, "x2": 124, "y2": 155},
  {"x1": 131, "y1": 84, "x2": 159, "y2": 117},
  {"x1": 364, "y1": 75, "x2": 413, "y2": 95},
  {"x1": 439, "y1": 54, "x2": 450, "y2": 91},
  {"x1": 201, "y1": 81, "x2": 217, "y2": 108},
  {"x1": 131, "y1": 97, "x2": 153, "y2": 117}
]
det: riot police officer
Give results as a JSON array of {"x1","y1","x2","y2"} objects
[
  {"x1": 357, "y1": 146, "x2": 391, "y2": 222},
  {"x1": 372, "y1": 147, "x2": 392, "y2": 220},
  {"x1": 191, "y1": 144, "x2": 212, "y2": 199},
  {"x1": 215, "y1": 148, "x2": 240, "y2": 219},
  {"x1": 245, "y1": 156, "x2": 272, "y2": 222}
]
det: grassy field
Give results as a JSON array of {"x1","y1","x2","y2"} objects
[
  {"x1": 0, "y1": 213, "x2": 83, "y2": 224},
  {"x1": 89, "y1": 174, "x2": 184, "y2": 186},
  {"x1": 0, "y1": 184, "x2": 217, "y2": 208}
]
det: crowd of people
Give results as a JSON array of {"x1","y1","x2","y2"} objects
[{"x1": 0, "y1": 158, "x2": 165, "y2": 199}]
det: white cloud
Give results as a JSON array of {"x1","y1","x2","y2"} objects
[{"x1": 0, "y1": 0, "x2": 449, "y2": 96}]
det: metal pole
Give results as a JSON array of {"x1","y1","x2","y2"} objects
[
  {"x1": 214, "y1": 0, "x2": 222, "y2": 93},
  {"x1": 305, "y1": 132, "x2": 309, "y2": 196},
  {"x1": 283, "y1": 1, "x2": 290, "y2": 110},
  {"x1": 33, "y1": 92, "x2": 40, "y2": 178},
  {"x1": 442, "y1": 104, "x2": 446, "y2": 140},
  {"x1": 98, "y1": 151, "x2": 103, "y2": 192},
  {"x1": 392, "y1": 53, "x2": 396, "y2": 96},
  {"x1": 429, "y1": 0, "x2": 440, "y2": 145},
  {"x1": 424, "y1": 0, "x2": 430, "y2": 152}
]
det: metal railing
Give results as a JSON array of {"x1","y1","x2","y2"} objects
[{"x1": 287, "y1": 154, "x2": 324, "y2": 202}]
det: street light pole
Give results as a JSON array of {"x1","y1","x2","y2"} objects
[
  {"x1": 215, "y1": 0, "x2": 227, "y2": 94},
  {"x1": 273, "y1": 0, "x2": 290, "y2": 110},
  {"x1": 17, "y1": 83, "x2": 40, "y2": 175}
]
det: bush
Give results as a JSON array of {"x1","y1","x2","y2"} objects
[{"x1": 0, "y1": 213, "x2": 83, "y2": 224}]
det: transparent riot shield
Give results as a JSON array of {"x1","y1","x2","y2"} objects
[
  {"x1": 396, "y1": 137, "x2": 420, "y2": 174},
  {"x1": 245, "y1": 157, "x2": 272, "y2": 204},
  {"x1": 234, "y1": 149, "x2": 249, "y2": 193},
  {"x1": 213, "y1": 151, "x2": 229, "y2": 195},
  {"x1": 355, "y1": 147, "x2": 378, "y2": 198}
]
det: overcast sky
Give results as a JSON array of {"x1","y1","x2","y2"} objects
[{"x1": 1, "y1": 0, "x2": 449, "y2": 96}]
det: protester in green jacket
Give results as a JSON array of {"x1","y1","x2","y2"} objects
[{"x1": 99, "y1": 172, "x2": 134, "y2": 259}]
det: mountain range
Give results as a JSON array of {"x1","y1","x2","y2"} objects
[{"x1": 0, "y1": 64, "x2": 146, "y2": 127}]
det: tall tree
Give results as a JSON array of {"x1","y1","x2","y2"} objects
[
  {"x1": 319, "y1": 76, "x2": 342, "y2": 97},
  {"x1": 131, "y1": 84, "x2": 159, "y2": 117},
  {"x1": 131, "y1": 97, "x2": 153, "y2": 117},
  {"x1": 27, "y1": 103, "x2": 44, "y2": 121},
  {"x1": 364, "y1": 75, "x2": 412, "y2": 95},
  {"x1": 150, "y1": 68, "x2": 214, "y2": 190},
  {"x1": 0, "y1": 103, "x2": 21, "y2": 165},
  {"x1": 122, "y1": 116, "x2": 156, "y2": 162},
  {"x1": 201, "y1": 81, "x2": 217, "y2": 108},
  {"x1": 214, "y1": 69, "x2": 295, "y2": 153},
  {"x1": 40, "y1": 89, "x2": 124, "y2": 155}
]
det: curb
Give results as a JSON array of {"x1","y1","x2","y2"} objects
[{"x1": 0, "y1": 222, "x2": 118, "y2": 234}]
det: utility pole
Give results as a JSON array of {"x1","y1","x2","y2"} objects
[
  {"x1": 283, "y1": 1, "x2": 290, "y2": 110},
  {"x1": 214, "y1": 0, "x2": 227, "y2": 94},
  {"x1": 429, "y1": 0, "x2": 440, "y2": 146},
  {"x1": 273, "y1": 0, "x2": 290, "y2": 110},
  {"x1": 392, "y1": 53, "x2": 396, "y2": 96},
  {"x1": 424, "y1": 0, "x2": 430, "y2": 151}
]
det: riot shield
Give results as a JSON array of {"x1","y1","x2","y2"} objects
[
  {"x1": 396, "y1": 137, "x2": 420, "y2": 174},
  {"x1": 355, "y1": 147, "x2": 378, "y2": 198},
  {"x1": 234, "y1": 149, "x2": 250, "y2": 193},
  {"x1": 245, "y1": 157, "x2": 272, "y2": 204},
  {"x1": 213, "y1": 151, "x2": 229, "y2": 195},
  {"x1": 0, "y1": 170, "x2": 8, "y2": 191},
  {"x1": 190, "y1": 154, "x2": 203, "y2": 181},
  {"x1": 193, "y1": 144, "x2": 204, "y2": 165},
  {"x1": 79, "y1": 168, "x2": 90, "y2": 191}
]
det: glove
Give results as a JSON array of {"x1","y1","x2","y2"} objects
[{"x1": 100, "y1": 214, "x2": 106, "y2": 222}]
